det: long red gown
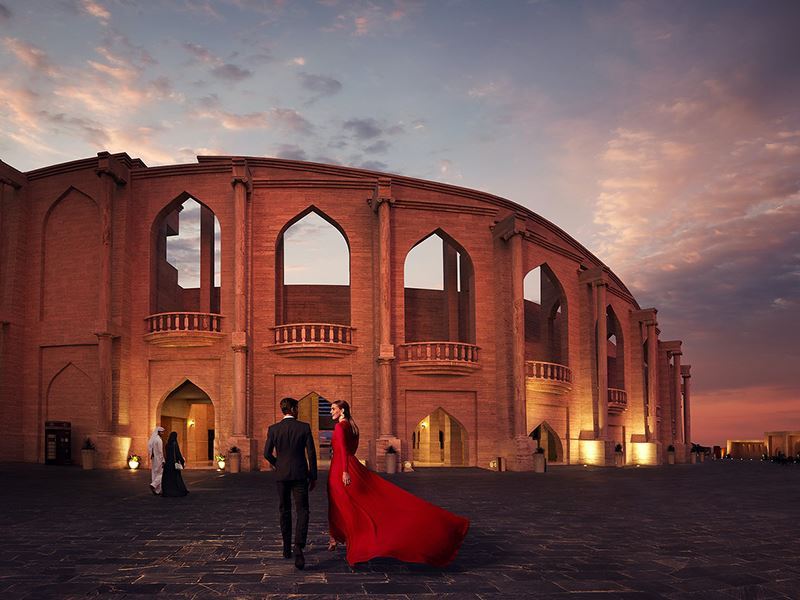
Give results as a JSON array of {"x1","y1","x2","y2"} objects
[{"x1": 327, "y1": 420, "x2": 470, "y2": 567}]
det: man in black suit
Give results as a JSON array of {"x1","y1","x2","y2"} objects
[{"x1": 264, "y1": 397, "x2": 318, "y2": 570}]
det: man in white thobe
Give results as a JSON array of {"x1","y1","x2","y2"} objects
[{"x1": 148, "y1": 426, "x2": 165, "y2": 495}]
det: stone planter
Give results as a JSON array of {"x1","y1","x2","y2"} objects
[
  {"x1": 614, "y1": 452, "x2": 624, "y2": 467},
  {"x1": 667, "y1": 451, "x2": 675, "y2": 465},
  {"x1": 385, "y1": 453, "x2": 397, "y2": 474},
  {"x1": 699, "y1": 453, "x2": 705, "y2": 463},
  {"x1": 228, "y1": 452, "x2": 241, "y2": 473},
  {"x1": 533, "y1": 452, "x2": 546, "y2": 473},
  {"x1": 690, "y1": 453, "x2": 697, "y2": 464},
  {"x1": 81, "y1": 449, "x2": 95, "y2": 470}
]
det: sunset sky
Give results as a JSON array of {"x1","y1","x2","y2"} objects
[{"x1": 2, "y1": 0, "x2": 798, "y2": 447}]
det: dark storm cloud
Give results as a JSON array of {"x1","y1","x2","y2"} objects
[{"x1": 0, "y1": 3, "x2": 12, "y2": 22}]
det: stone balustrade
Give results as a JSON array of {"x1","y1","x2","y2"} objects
[
  {"x1": 525, "y1": 360, "x2": 573, "y2": 393},
  {"x1": 144, "y1": 312, "x2": 224, "y2": 347},
  {"x1": 608, "y1": 387, "x2": 628, "y2": 413},
  {"x1": 399, "y1": 341, "x2": 481, "y2": 375},
  {"x1": 269, "y1": 323, "x2": 356, "y2": 357}
]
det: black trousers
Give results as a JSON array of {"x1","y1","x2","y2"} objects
[{"x1": 277, "y1": 480, "x2": 309, "y2": 549}]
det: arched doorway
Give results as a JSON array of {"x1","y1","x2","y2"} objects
[
  {"x1": 297, "y1": 392, "x2": 336, "y2": 467},
  {"x1": 159, "y1": 380, "x2": 215, "y2": 468},
  {"x1": 529, "y1": 421, "x2": 564, "y2": 463},
  {"x1": 412, "y1": 408, "x2": 468, "y2": 466}
]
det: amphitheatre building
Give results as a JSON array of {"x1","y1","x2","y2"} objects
[{"x1": 0, "y1": 152, "x2": 693, "y2": 470}]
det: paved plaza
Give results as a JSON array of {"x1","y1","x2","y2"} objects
[{"x1": 1, "y1": 460, "x2": 799, "y2": 599}]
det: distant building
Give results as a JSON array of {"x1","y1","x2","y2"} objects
[
  {"x1": 0, "y1": 153, "x2": 693, "y2": 470},
  {"x1": 726, "y1": 440, "x2": 766, "y2": 460},
  {"x1": 765, "y1": 431, "x2": 800, "y2": 458}
]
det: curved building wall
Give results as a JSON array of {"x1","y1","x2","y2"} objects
[{"x1": 0, "y1": 153, "x2": 693, "y2": 469}]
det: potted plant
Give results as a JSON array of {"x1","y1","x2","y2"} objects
[
  {"x1": 667, "y1": 444, "x2": 676, "y2": 465},
  {"x1": 228, "y1": 446, "x2": 241, "y2": 473},
  {"x1": 81, "y1": 438, "x2": 96, "y2": 470},
  {"x1": 533, "y1": 446, "x2": 546, "y2": 473},
  {"x1": 385, "y1": 445, "x2": 398, "y2": 474},
  {"x1": 215, "y1": 454, "x2": 226, "y2": 470},
  {"x1": 690, "y1": 443, "x2": 700, "y2": 464},
  {"x1": 614, "y1": 443, "x2": 624, "y2": 467},
  {"x1": 128, "y1": 454, "x2": 141, "y2": 470}
]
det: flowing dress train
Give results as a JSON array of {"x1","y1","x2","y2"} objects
[{"x1": 327, "y1": 420, "x2": 469, "y2": 567}]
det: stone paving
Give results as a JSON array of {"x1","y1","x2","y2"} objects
[{"x1": 1, "y1": 460, "x2": 799, "y2": 599}]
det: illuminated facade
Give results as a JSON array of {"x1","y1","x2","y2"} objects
[{"x1": 0, "y1": 152, "x2": 693, "y2": 470}]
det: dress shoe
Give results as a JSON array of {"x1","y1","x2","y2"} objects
[
  {"x1": 294, "y1": 546, "x2": 305, "y2": 570},
  {"x1": 149, "y1": 485, "x2": 158, "y2": 496}
]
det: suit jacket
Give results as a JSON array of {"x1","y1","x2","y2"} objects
[{"x1": 264, "y1": 417, "x2": 318, "y2": 482}]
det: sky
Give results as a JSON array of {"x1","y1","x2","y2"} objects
[{"x1": 2, "y1": 0, "x2": 799, "y2": 447}]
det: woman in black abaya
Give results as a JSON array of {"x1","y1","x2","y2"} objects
[{"x1": 161, "y1": 431, "x2": 189, "y2": 497}]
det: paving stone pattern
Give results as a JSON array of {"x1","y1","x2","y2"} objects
[{"x1": 1, "y1": 461, "x2": 799, "y2": 599}]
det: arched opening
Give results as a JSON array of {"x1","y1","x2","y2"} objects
[
  {"x1": 150, "y1": 194, "x2": 221, "y2": 315},
  {"x1": 523, "y1": 264, "x2": 568, "y2": 364},
  {"x1": 529, "y1": 421, "x2": 564, "y2": 463},
  {"x1": 158, "y1": 380, "x2": 215, "y2": 468},
  {"x1": 276, "y1": 209, "x2": 350, "y2": 326},
  {"x1": 403, "y1": 231, "x2": 475, "y2": 344},
  {"x1": 296, "y1": 391, "x2": 337, "y2": 467},
  {"x1": 606, "y1": 306, "x2": 625, "y2": 390},
  {"x1": 412, "y1": 408, "x2": 468, "y2": 466}
]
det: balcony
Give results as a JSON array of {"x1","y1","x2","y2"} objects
[
  {"x1": 269, "y1": 323, "x2": 357, "y2": 358},
  {"x1": 608, "y1": 387, "x2": 628, "y2": 414},
  {"x1": 399, "y1": 342, "x2": 480, "y2": 375},
  {"x1": 144, "y1": 312, "x2": 224, "y2": 347},
  {"x1": 525, "y1": 360, "x2": 572, "y2": 393}
]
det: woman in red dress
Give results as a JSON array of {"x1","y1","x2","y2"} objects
[{"x1": 326, "y1": 400, "x2": 469, "y2": 567}]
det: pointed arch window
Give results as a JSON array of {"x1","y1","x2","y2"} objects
[
  {"x1": 271, "y1": 208, "x2": 355, "y2": 356},
  {"x1": 146, "y1": 194, "x2": 223, "y2": 345},
  {"x1": 399, "y1": 231, "x2": 479, "y2": 374}
]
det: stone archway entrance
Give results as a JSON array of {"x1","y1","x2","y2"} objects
[
  {"x1": 412, "y1": 408, "x2": 468, "y2": 466},
  {"x1": 159, "y1": 380, "x2": 215, "y2": 469},
  {"x1": 530, "y1": 421, "x2": 564, "y2": 463},
  {"x1": 297, "y1": 392, "x2": 336, "y2": 467}
]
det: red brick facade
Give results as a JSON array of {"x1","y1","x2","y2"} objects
[{"x1": 0, "y1": 153, "x2": 692, "y2": 469}]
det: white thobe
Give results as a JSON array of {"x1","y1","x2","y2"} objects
[{"x1": 148, "y1": 435, "x2": 164, "y2": 493}]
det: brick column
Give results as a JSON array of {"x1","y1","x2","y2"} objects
[
  {"x1": 681, "y1": 364, "x2": 691, "y2": 445},
  {"x1": 231, "y1": 159, "x2": 250, "y2": 437},
  {"x1": 443, "y1": 243, "x2": 459, "y2": 341},
  {"x1": 510, "y1": 230, "x2": 527, "y2": 440},
  {"x1": 374, "y1": 184, "x2": 395, "y2": 439},
  {"x1": 646, "y1": 320, "x2": 659, "y2": 440},
  {"x1": 199, "y1": 204, "x2": 215, "y2": 314},
  {"x1": 671, "y1": 349, "x2": 683, "y2": 444},
  {"x1": 595, "y1": 281, "x2": 608, "y2": 439},
  {"x1": 95, "y1": 153, "x2": 125, "y2": 432}
]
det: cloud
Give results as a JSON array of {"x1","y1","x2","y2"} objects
[
  {"x1": 322, "y1": 0, "x2": 419, "y2": 36},
  {"x1": 343, "y1": 118, "x2": 381, "y2": 139},
  {"x1": 274, "y1": 144, "x2": 308, "y2": 161},
  {"x1": 192, "y1": 96, "x2": 312, "y2": 133},
  {"x1": 210, "y1": 63, "x2": 252, "y2": 81},
  {"x1": 182, "y1": 42, "x2": 252, "y2": 81},
  {"x1": 298, "y1": 72, "x2": 342, "y2": 100},
  {"x1": 359, "y1": 160, "x2": 388, "y2": 171},
  {"x1": 289, "y1": 56, "x2": 306, "y2": 66},
  {"x1": 364, "y1": 140, "x2": 390, "y2": 154},
  {"x1": 3, "y1": 38, "x2": 58, "y2": 77},
  {"x1": 0, "y1": 3, "x2": 12, "y2": 23},
  {"x1": 80, "y1": 0, "x2": 110, "y2": 24}
]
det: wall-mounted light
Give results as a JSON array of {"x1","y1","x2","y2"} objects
[{"x1": 188, "y1": 419, "x2": 195, "y2": 427}]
